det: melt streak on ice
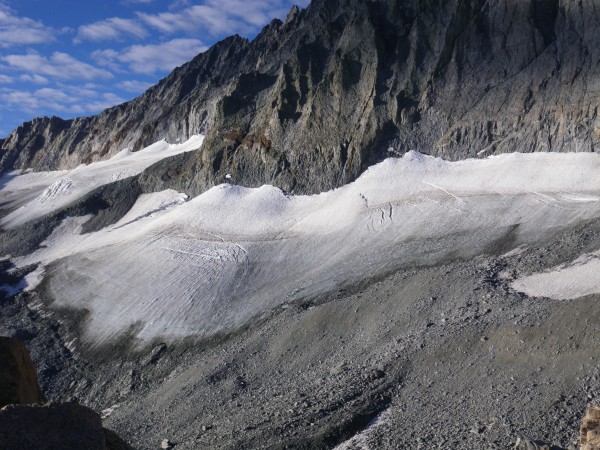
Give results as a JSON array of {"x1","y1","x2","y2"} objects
[{"x1": 2, "y1": 137, "x2": 600, "y2": 347}]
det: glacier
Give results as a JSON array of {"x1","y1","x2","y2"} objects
[{"x1": 2, "y1": 138, "x2": 600, "y2": 348}]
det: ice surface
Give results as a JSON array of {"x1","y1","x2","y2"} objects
[
  {"x1": 0, "y1": 135, "x2": 204, "y2": 229},
  {"x1": 512, "y1": 252, "x2": 600, "y2": 300},
  {"x1": 4, "y1": 149, "x2": 600, "y2": 347}
]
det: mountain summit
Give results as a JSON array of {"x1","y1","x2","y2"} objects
[{"x1": 2, "y1": 0, "x2": 599, "y2": 196}]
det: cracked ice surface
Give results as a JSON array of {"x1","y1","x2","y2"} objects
[{"x1": 5, "y1": 149, "x2": 600, "y2": 346}]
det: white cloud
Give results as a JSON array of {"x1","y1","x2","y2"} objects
[
  {"x1": 93, "y1": 38, "x2": 207, "y2": 74},
  {"x1": 118, "y1": 79, "x2": 154, "y2": 92},
  {"x1": 0, "y1": 88, "x2": 67, "y2": 113},
  {"x1": 0, "y1": 85, "x2": 125, "y2": 116},
  {"x1": 138, "y1": 0, "x2": 291, "y2": 37},
  {"x1": 75, "y1": 17, "x2": 148, "y2": 43},
  {"x1": 169, "y1": 0, "x2": 192, "y2": 9},
  {"x1": 2, "y1": 51, "x2": 112, "y2": 81},
  {"x1": 90, "y1": 49, "x2": 122, "y2": 72},
  {"x1": 0, "y1": 74, "x2": 13, "y2": 83},
  {"x1": 0, "y1": 3, "x2": 55, "y2": 47},
  {"x1": 19, "y1": 74, "x2": 49, "y2": 84},
  {"x1": 80, "y1": 92, "x2": 127, "y2": 112}
]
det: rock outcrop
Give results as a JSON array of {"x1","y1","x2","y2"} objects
[
  {"x1": 0, "y1": 337, "x2": 45, "y2": 407},
  {"x1": 0, "y1": 338, "x2": 134, "y2": 450},
  {"x1": 0, "y1": 402, "x2": 106, "y2": 450},
  {"x1": 2, "y1": 0, "x2": 600, "y2": 198},
  {"x1": 0, "y1": 403, "x2": 135, "y2": 450},
  {"x1": 581, "y1": 406, "x2": 600, "y2": 450}
]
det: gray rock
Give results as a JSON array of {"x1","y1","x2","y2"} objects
[
  {"x1": 104, "y1": 428, "x2": 135, "y2": 450},
  {"x1": 513, "y1": 436, "x2": 553, "y2": 449},
  {"x1": 330, "y1": 363, "x2": 348, "y2": 375},
  {"x1": 2, "y1": 0, "x2": 600, "y2": 200},
  {"x1": 161, "y1": 438, "x2": 175, "y2": 448},
  {"x1": 0, "y1": 402, "x2": 105, "y2": 450},
  {"x1": 0, "y1": 336, "x2": 45, "y2": 407}
]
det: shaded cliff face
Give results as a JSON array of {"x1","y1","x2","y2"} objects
[{"x1": 2, "y1": 0, "x2": 600, "y2": 195}]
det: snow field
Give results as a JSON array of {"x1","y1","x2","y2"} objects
[
  {"x1": 3, "y1": 146, "x2": 600, "y2": 346},
  {"x1": 0, "y1": 135, "x2": 203, "y2": 229}
]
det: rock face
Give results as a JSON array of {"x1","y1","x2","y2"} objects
[
  {"x1": 0, "y1": 402, "x2": 106, "y2": 450},
  {"x1": 581, "y1": 406, "x2": 600, "y2": 450},
  {"x1": 0, "y1": 404, "x2": 135, "y2": 450},
  {"x1": 0, "y1": 338, "x2": 134, "y2": 450},
  {"x1": 0, "y1": 337, "x2": 45, "y2": 407},
  {"x1": 2, "y1": 0, "x2": 600, "y2": 197}
]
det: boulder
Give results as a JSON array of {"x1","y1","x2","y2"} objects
[
  {"x1": 0, "y1": 337, "x2": 134, "y2": 449},
  {"x1": 581, "y1": 405, "x2": 600, "y2": 450},
  {"x1": 0, "y1": 337, "x2": 45, "y2": 407}
]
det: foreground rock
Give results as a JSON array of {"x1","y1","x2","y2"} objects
[
  {"x1": 0, "y1": 337, "x2": 45, "y2": 407},
  {"x1": 581, "y1": 406, "x2": 600, "y2": 450},
  {"x1": 0, "y1": 402, "x2": 105, "y2": 450},
  {"x1": 0, "y1": 337, "x2": 133, "y2": 450},
  {"x1": 0, "y1": 402, "x2": 134, "y2": 450}
]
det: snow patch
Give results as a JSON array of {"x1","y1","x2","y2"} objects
[
  {"x1": 512, "y1": 252, "x2": 600, "y2": 300},
  {"x1": 334, "y1": 408, "x2": 393, "y2": 450},
  {"x1": 0, "y1": 135, "x2": 203, "y2": 229},
  {"x1": 0, "y1": 265, "x2": 45, "y2": 297},
  {"x1": 101, "y1": 404, "x2": 121, "y2": 420}
]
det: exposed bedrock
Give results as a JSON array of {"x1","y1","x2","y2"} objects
[
  {"x1": 0, "y1": 336, "x2": 45, "y2": 407},
  {"x1": 0, "y1": 337, "x2": 134, "y2": 450},
  {"x1": 2, "y1": 0, "x2": 600, "y2": 197}
]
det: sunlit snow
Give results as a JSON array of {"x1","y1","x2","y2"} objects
[
  {"x1": 0, "y1": 135, "x2": 203, "y2": 229},
  {"x1": 512, "y1": 251, "x2": 600, "y2": 300},
  {"x1": 3, "y1": 146, "x2": 600, "y2": 347}
]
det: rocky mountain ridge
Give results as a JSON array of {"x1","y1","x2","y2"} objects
[{"x1": 2, "y1": 0, "x2": 600, "y2": 197}]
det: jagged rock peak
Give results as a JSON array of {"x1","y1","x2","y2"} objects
[
  {"x1": 285, "y1": 4, "x2": 301, "y2": 24},
  {"x1": 2, "y1": 0, "x2": 600, "y2": 197}
]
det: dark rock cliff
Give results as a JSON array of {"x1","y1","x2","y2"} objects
[
  {"x1": 0, "y1": 337, "x2": 45, "y2": 407},
  {"x1": 0, "y1": 337, "x2": 134, "y2": 450},
  {"x1": 2, "y1": 0, "x2": 599, "y2": 196}
]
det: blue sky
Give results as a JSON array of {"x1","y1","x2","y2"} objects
[{"x1": 0, "y1": 0, "x2": 309, "y2": 138}]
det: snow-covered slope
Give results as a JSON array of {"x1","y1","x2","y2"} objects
[
  {"x1": 0, "y1": 135, "x2": 204, "y2": 229},
  {"x1": 3, "y1": 148, "x2": 600, "y2": 347}
]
